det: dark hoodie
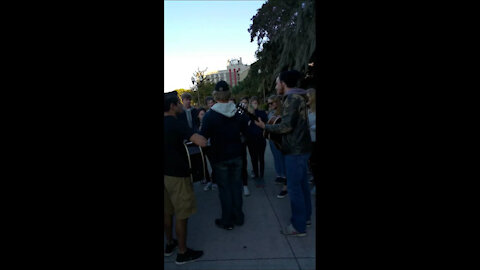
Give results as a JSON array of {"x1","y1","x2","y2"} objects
[
  {"x1": 200, "y1": 102, "x2": 248, "y2": 164},
  {"x1": 265, "y1": 88, "x2": 312, "y2": 155}
]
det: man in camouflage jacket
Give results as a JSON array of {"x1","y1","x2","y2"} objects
[{"x1": 255, "y1": 70, "x2": 312, "y2": 237}]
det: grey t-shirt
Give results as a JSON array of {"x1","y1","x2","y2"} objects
[
  {"x1": 308, "y1": 110, "x2": 316, "y2": 142},
  {"x1": 185, "y1": 108, "x2": 193, "y2": 128}
]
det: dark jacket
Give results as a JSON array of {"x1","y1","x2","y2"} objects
[
  {"x1": 200, "y1": 102, "x2": 248, "y2": 164},
  {"x1": 178, "y1": 107, "x2": 199, "y2": 132},
  {"x1": 245, "y1": 109, "x2": 268, "y2": 142},
  {"x1": 235, "y1": 110, "x2": 250, "y2": 144},
  {"x1": 265, "y1": 88, "x2": 312, "y2": 155}
]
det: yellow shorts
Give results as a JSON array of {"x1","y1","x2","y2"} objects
[{"x1": 164, "y1": 175, "x2": 197, "y2": 219}]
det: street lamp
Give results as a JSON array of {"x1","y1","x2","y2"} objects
[{"x1": 191, "y1": 76, "x2": 201, "y2": 106}]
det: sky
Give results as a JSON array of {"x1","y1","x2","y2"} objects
[{"x1": 164, "y1": 0, "x2": 267, "y2": 93}]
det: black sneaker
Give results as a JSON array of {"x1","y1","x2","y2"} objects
[
  {"x1": 234, "y1": 217, "x2": 244, "y2": 226},
  {"x1": 164, "y1": 239, "x2": 178, "y2": 256},
  {"x1": 215, "y1": 219, "x2": 233, "y2": 230},
  {"x1": 275, "y1": 177, "x2": 286, "y2": 185},
  {"x1": 175, "y1": 248, "x2": 204, "y2": 265},
  {"x1": 277, "y1": 190, "x2": 288, "y2": 199}
]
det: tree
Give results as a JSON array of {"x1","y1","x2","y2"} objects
[
  {"x1": 190, "y1": 67, "x2": 216, "y2": 107},
  {"x1": 196, "y1": 81, "x2": 215, "y2": 108},
  {"x1": 231, "y1": 61, "x2": 267, "y2": 102},
  {"x1": 244, "y1": 0, "x2": 315, "y2": 98}
]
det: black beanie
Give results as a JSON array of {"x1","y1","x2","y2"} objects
[{"x1": 215, "y1": 80, "x2": 229, "y2": 91}]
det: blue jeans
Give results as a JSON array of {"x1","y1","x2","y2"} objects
[
  {"x1": 212, "y1": 156, "x2": 244, "y2": 226},
  {"x1": 269, "y1": 140, "x2": 286, "y2": 178},
  {"x1": 285, "y1": 153, "x2": 312, "y2": 233}
]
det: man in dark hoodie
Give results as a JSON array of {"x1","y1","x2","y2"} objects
[
  {"x1": 254, "y1": 70, "x2": 312, "y2": 237},
  {"x1": 200, "y1": 80, "x2": 248, "y2": 230}
]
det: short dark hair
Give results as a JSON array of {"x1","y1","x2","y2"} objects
[
  {"x1": 181, "y1": 92, "x2": 192, "y2": 100},
  {"x1": 279, "y1": 70, "x2": 302, "y2": 88},
  {"x1": 197, "y1": 107, "x2": 207, "y2": 118},
  {"x1": 164, "y1": 91, "x2": 179, "y2": 112},
  {"x1": 240, "y1": 96, "x2": 249, "y2": 102},
  {"x1": 205, "y1": 96, "x2": 214, "y2": 104}
]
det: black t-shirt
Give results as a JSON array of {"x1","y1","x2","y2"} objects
[{"x1": 164, "y1": 115, "x2": 194, "y2": 177}]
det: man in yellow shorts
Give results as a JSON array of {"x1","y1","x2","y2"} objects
[{"x1": 164, "y1": 91, "x2": 207, "y2": 265}]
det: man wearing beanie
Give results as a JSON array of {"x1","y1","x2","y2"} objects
[
  {"x1": 199, "y1": 80, "x2": 248, "y2": 230},
  {"x1": 254, "y1": 70, "x2": 312, "y2": 237}
]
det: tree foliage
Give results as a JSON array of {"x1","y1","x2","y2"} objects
[
  {"x1": 189, "y1": 68, "x2": 216, "y2": 108},
  {"x1": 195, "y1": 81, "x2": 216, "y2": 108},
  {"x1": 233, "y1": 0, "x2": 315, "y2": 99},
  {"x1": 249, "y1": 0, "x2": 315, "y2": 73}
]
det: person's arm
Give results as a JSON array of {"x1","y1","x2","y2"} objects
[
  {"x1": 255, "y1": 95, "x2": 299, "y2": 134},
  {"x1": 177, "y1": 116, "x2": 207, "y2": 147},
  {"x1": 189, "y1": 133, "x2": 207, "y2": 147}
]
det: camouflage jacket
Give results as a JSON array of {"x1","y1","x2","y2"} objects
[{"x1": 265, "y1": 88, "x2": 312, "y2": 155}]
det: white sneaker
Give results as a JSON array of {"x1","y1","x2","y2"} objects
[
  {"x1": 211, "y1": 184, "x2": 218, "y2": 191},
  {"x1": 243, "y1": 186, "x2": 250, "y2": 196},
  {"x1": 203, "y1": 182, "x2": 212, "y2": 191},
  {"x1": 281, "y1": 224, "x2": 306, "y2": 237}
]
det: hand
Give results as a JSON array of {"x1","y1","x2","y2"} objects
[
  {"x1": 190, "y1": 133, "x2": 207, "y2": 147},
  {"x1": 254, "y1": 117, "x2": 265, "y2": 129}
]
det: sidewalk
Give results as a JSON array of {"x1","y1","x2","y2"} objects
[{"x1": 164, "y1": 145, "x2": 316, "y2": 270}]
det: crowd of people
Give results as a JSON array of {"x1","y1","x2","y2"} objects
[{"x1": 163, "y1": 70, "x2": 317, "y2": 265}]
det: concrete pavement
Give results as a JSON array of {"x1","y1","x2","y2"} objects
[{"x1": 164, "y1": 144, "x2": 316, "y2": 270}]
